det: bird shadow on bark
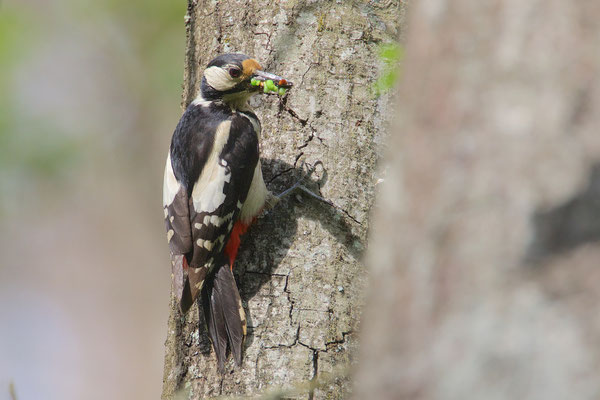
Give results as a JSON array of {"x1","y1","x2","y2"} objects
[{"x1": 192, "y1": 157, "x2": 364, "y2": 357}]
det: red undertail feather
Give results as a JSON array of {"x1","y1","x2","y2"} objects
[{"x1": 224, "y1": 220, "x2": 253, "y2": 269}]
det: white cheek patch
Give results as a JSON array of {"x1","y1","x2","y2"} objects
[
  {"x1": 192, "y1": 121, "x2": 232, "y2": 214},
  {"x1": 204, "y1": 66, "x2": 237, "y2": 91},
  {"x1": 163, "y1": 154, "x2": 180, "y2": 206}
]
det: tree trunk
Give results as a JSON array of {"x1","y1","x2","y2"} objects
[
  {"x1": 357, "y1": 0, "x2": 600, "y2": 399},
  {"x1": 162, "y1": 1, "x2": 402, "y2": 398}
]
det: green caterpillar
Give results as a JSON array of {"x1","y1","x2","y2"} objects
[{"x1": 251, "y1": 78, "x2": 286, "y2": 95}]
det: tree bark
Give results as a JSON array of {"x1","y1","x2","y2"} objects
[
  {"x1": 162, "y1": 1, "x2": 402, "y2": 398},
  {"x1": 357, "y1": 0, "x2": 600, "y2": 399}
]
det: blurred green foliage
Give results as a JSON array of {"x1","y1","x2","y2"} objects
[
  {"x1": 0, "y1": 0, "x2": 184, "y2": 214},
  {"x1": 0, "y1": 4, "x2": 72, "y2": 203},
  {"x1": 70, "y1": 0, "x2": 185, "y2": 96},
  {"x1": 373, "y1": 42, "x2": 403, "y2": 96},
  {"x1": 0, "y1": 5, "x2": 35, "y2": 150}
]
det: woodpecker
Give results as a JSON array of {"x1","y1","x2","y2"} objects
[{"x1": 163, "y1": 53, "x2": 292, "y2": 371}]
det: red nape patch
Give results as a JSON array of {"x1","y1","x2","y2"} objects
[{"x1": 224, "y1": 220, "x2": 254, "y2": 270}]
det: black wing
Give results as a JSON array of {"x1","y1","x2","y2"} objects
[{"x1": 163, "y1": 102, "x2": 258, "y2": 312}]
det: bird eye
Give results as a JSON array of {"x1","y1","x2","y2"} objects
[{"x1": 229, "y1": 68, "x2": 242, "y2": 78}]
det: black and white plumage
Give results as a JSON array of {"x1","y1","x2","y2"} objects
[{"x1": 162, "y1": 53, "x2": 292, "y2": 371}]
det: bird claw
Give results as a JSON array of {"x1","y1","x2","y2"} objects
[{"x1": 263, "y1": 192, "x2": 280, "y2": 212}]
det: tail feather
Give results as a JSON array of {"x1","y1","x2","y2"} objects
[
  {"x1": 202, "y1": 262, "x2": 246, "y2": 372},
  {"x1": 175, "y1": 254, "x2": 207, "y2": 314},
  {"x1": 203, "y1": 278, "x2": 228, "y2": 371},
  {"x1": 217, "y1": 266, "x2": 246, "y2": 366}
]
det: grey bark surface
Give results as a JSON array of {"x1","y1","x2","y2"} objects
[
  {"x1": 357, "y1": 0, "x2": 600, "y2": 399},
  {"x1": 162, "y1": 1, "x2": 402, "y2": 398}
]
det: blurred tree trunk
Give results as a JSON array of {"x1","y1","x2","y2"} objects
[
  {"x1": 357, "y1": 0, "x2": 600, "y2": 399},
  {"x1": 162, "y1": 1, "x2": 402, "y2": 398}
]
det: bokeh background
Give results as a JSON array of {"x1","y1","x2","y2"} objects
[{"x1": 0, "y1": 0, "x2": 186, "y2": 398}]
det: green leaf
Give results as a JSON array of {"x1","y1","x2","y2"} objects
[{"x1": 373, "y1": 42, "x2": 404, "y2": 96}]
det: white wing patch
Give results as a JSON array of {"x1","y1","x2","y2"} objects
[
  {"x1": 163, "y1": 153, "x2": 181, "y2": 206},
  {"x1": 196, "y1": 239, "x2": 214, "y2": 251},
  {"x1": 191, "y1": 121, "x2": 232, "y2": 214}
]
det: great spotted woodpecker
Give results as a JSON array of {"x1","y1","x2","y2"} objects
[{"x1": 163, "y1": 54, "x2": 292, "y2": 371}]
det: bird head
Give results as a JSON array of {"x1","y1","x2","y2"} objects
[{"x1": 200, "y1": 53, "x2": 293, "y2": 106}]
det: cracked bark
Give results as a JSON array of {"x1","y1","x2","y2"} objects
[{"x1": 162, "y1": 1, "x2": 404, "y2": 399}]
